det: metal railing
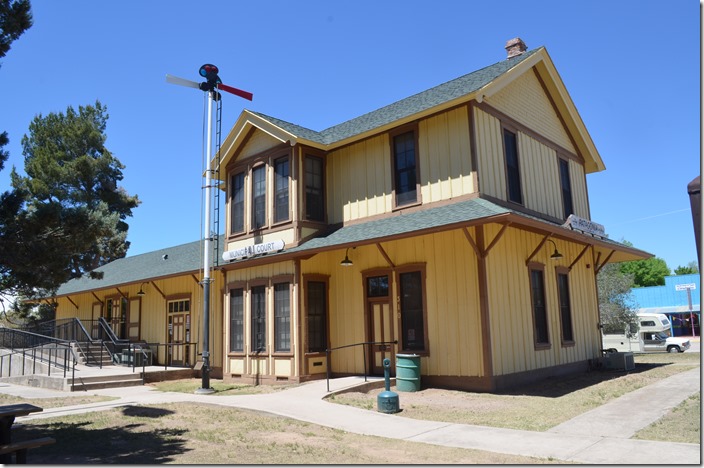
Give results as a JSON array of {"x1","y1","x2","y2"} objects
[
  {"x1": 325, "y1": 340, "x2": 398, "y2": 392},
  {"x1": 143, "y1": 342, "x2": 199, "y2": 370},
  {"x1": 0, "y1": 327, "x2": 79, "y2": 386}
]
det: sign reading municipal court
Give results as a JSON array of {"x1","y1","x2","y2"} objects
[
  {"x1": 222, "y1": 239, "x2": 285, "y2": 262},
  {"x1": 563, "y1": 214, "x2": 606, "y2": 237}
]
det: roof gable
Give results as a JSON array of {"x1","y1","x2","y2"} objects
[{"x1": 219, "y1": 46, "x2": 604, "y2": 174}]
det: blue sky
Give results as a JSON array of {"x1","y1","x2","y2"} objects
[{"x1": 0, "y1": 0, "x2": 700, "y2": 271}]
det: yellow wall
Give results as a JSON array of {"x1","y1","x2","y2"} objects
[
  {"x1": 474, "y1": 106, "x2": 590, "y2": 220},
  {"x1": 54, "y1": 273, "x2": 224, "y2": 369},
  {"x1": 488, "y1": 71, "x2": 576, "y2": 154},
  {"x1": 484, "y1": 224, "x2": 599, "y2": 376}
]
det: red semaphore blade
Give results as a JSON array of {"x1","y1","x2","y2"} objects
[{"x1": 217, "y1": 83, "x2": 253, "y2": 101}]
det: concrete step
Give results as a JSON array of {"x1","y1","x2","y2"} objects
[
  {"x1": 69, "y1": 377, "x2": 143, "y2": 392},
  {"x1": 67, "y1": 371, "x2": 144, "y2": 392}
]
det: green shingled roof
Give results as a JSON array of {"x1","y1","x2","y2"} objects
[
  {"x1": 250, "y1": 48, "x2": 541, "y2": 145},
  {"x1": 54, "y1": 238, "x2": 223, "y2": 297}
]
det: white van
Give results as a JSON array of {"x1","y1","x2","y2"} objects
[{"x1": 602, "y1": 313, "x2": 691, "y2": 353}]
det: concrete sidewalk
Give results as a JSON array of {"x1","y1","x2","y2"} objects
[{"x1": 7, "y1": 368, "x2": 701, "y2": 465}]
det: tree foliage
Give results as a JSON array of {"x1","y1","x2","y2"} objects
[
  {"x1": 674, "y1": 262, "x2": 699, "y2": 275},
  {"x1": 597, "y1": 263, "x2": 639, "y2": 336},
  {"x1": 619, "y1": 256, "x2": 671, "y2": 288},
  {"x1": 1, "y1": 101, "x2": 139, "y2": 298}
]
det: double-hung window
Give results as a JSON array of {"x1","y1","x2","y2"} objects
[
  {"x1": 392, "y1": 129, "x2": 419, "y2": 207},
  {"x1": 274, "y1": 157, "x2": 289, "y2": 223},
  {"x1": 230, "y1": 172, "x2": 245, "y2": 234},
  {"x1": 556, "y1": 270, "x2": 574, "y2": 344},
  {"x1": 305, "y1": 155, "x2": 325, "y2": 222},
  {"x1": 251, "y1": 285, "x2": 266, "y2": 353},
  {"x1": 559, "y1": 158, "x2": 574, "y2": 219},
  {"x1": 229, "y1": 288, "x2": 244, "y2": 352},
  {"x1": 529, "y1": 264, "x2": 550, "y2": 347},
  {"x1": 251, "y1": 165, "x2": 266, "y2": 230},
  {"x1": 503, "y1": 128, "x2": 523, "y2": 205},
  {"x1": 229, "y1": 150, "x2": 292, "y2": 235},
  {"x1": 306, "y1": 279, "x2": 328, "y2": 353},
  {"x1": 397, "y1": 267, "x2": 428, "y2": 353},
  {"x1": 274, "y1": 282, "x2": 291, "y2": 352}
]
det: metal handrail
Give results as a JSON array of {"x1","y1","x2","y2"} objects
[
  {"x1": 0, "y1": 328, "x2": 79, "y2": 388},
  {"x1": 325, "y1": 340, "x2": 398, "y2": 392}
]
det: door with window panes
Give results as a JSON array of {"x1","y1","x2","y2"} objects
[
  {"x1": 167, "y1": 299, "x2": 191, "y2": 366},
  {"x1": 365, "y1": 274, "x2": 395, "y2": 376}
]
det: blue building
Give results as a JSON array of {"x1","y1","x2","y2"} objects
[{"x1": 631, "y1": 274, "x2": 701, "y2": 337}]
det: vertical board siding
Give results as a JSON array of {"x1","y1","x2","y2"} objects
[
  {"x1": 301, "y1": 230, "x2": 483, "y2": 378},
  {"x1": 327, "y1": 135, "x2": 389, "y2": 224},
  {"x1": 519, "y1": 133, "x2": 561, "y2": 219},
  {"x1": 474, "y1": 107, "x2": 506, "y2": 200},
  {"x1": 487, "y1": 71, "x2": 576, "y2": 154},
  {"x1": 328, "y1": 108, "x2": 474, "y2": 225},
  {"x1": 237, "y1": 131, "x2": 282, "y2": 161},
  {"x1": 54, "y1": 273, "x2": 224, "y2": 369},
  {"x1": 418, "y1": 107, "x2": 474, "y2": 203},
  {"x1": 569, "y1": 159, "x2": 590, "y2": 218},
  {"x1": 486, "y1": 226, "x2": 600, "y2": 376}
]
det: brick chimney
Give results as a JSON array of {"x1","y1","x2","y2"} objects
[{"x1": 505, "y1": 37, "x2": 527, "y2": 59}]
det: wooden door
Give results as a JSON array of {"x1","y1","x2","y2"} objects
[
  {"x1": 168, "y1": 313, "x2": 191, "y2": 366},
  {"x1": 127, "y1": 298, "x2": 141, "y2": 340},
  {"x1": 369, "y1": 300, "x2": 394, "y2": 375}
]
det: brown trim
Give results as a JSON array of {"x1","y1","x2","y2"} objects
[
  {"x1": 294, "y1": 258, "x2": 302, "y2": 377},
  {"x1": 394, "y1": 264, "x2": 429, "y2": 355},
  {"x1": 302, "y1": 149, "x2": 328, "y2": 224},
  {"x1": 594, "y1": 249, "x2": 615, "y2": 274},
  {"x1": 527, "y1": 262, "x2": 551, "y2": 350},
  {"x1": 500, "y1": 123, "x2": 524, "y2": 206},
  {"x1": 376, "y1": 243, "x2": 395, "y2": 269},
  {"x1": 476, "y1": 226, "x2": 493, "y2": 377},
  {"x1": 484, "y1": 223, "x2": 510, "y2": 256},
  {"x1": 555, "y1": 266, "x2": 575, "y2": 347},
  {"x1": 525, "y1": 234, "x2": 552, "y2": 265},
  {"x1": 66, "y1": 296, "x2": 78, "y2": 310},
  {"x1": 569, "y1": 245, "x2": 591, "y2": 271},
  {"x1": 272, "y1": 276, "x2": 294, "y2": 354},
  {"x1": 467, "y1": 102, "x2": 480, "y2": 192},
  {"x1": 302, "y1": 274, "x2": 331, "y2": 360},
  {"x1": 462, "y1": 227, "x2": 483, "y2": 258},
  {"x1": 388, "y1": 123, "x2": 422, "y2": 210},
  {"x1": 531, "y1": 68, "x2": 585, "y2": 165},
  {"x1": 475, "y1": 100, "x2": 583, "y2": 165},
  {"x1": 91, "y1": 292, "x2": 101, "y2": 303},
  {"x1": 115, "y1": 287, "x2": 128, "y2": 300},
  {"x1": 149, "y1": 281, "x2": 166, "y2": 299}
]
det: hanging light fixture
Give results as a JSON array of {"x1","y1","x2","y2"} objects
[
  {"x1": 546, "y1": 239, "x2": 563, "y2": 260},
  {"x1": 137, "y1": 282, "x2": 148, "y2": 296},
  {"x1": 340, "y1": 247, "x2": 354, "y2": 267}
]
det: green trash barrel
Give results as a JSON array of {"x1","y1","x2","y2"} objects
[{"x1": 395, "y1": 354, "x2": 421, "y2": 392}]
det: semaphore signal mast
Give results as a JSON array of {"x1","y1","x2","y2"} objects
[{"x1": 167, "y1": 65, "x2": 253, "y2": 394}]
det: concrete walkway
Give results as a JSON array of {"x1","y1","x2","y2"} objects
[{"x1": 5, "y1": 367, "x2": 701, "y2": 465}]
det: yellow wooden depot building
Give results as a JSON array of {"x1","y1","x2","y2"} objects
[{"x1": 52, "y1": 38, "x2": 649, "y2": 391}]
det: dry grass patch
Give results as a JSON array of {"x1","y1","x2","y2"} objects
[
  {"x1": 0, "y1": 392, "x2": 115, "y2": 408},
  {"x1": 330, "y1": 353, "x2": 700, "y2": 432},
  {"x1": 148, "y1": 378, "x2": 297, "y2": 395},
  {"x1": 15, "y1": 402, "x2": 561, "y2": 464}
]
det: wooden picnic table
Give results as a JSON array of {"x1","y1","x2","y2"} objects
[{"x1": 0, "y1": 403, "x2": 51, "y2": 464}]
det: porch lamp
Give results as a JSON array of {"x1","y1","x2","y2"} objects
[
  {"x1": 340, "y1": 247, "x2": 354, "y2": 267},
  {"x1": 137, "y1": 282, "x2": 148, "y2": 296},
  {"x1": 546, "y1": 239, "x2": 563, "y2": 260}
]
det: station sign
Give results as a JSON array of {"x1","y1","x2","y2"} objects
[
  {"x1": 563, "y1": 214, "x2": 605, "y2": 237},
  {"x1": 675, "y1": 283, "x2": 696, "y2": 291},
  {"x1": 222, "y1": 239, "x2": 285, "y2": 262}
]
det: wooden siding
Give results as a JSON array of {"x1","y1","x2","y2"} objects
[
  {"x1": 474, "y1": 107, "x2": 506, "y2": 201},
  {"x1": 54, "y1": 273, "x2": 224, "y2": 369},
  {"x1": 418, "y1": 107, "x2": 474, "y2": 203},
  {"x1": 236, "y1": 130, "x2": 282, "y2": 162},
  {"x1": 474, "y1": 107, "x2": 590, "y2": 220},
  {"x1": 487, "y1": 70, "x2": 576, "y2": 154},
  {"x1": 327, "y1": 107, "x2": 475, "y2": 224},
  {"x1": 300, "y1": 229, "x2": 484, "y2": 378},
  {"x1": 327, "y1": 134, "x2": 391, "y2": 224},
  {"x1": 484, "y1": 225, "x2": 599, "y2": 376}
]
